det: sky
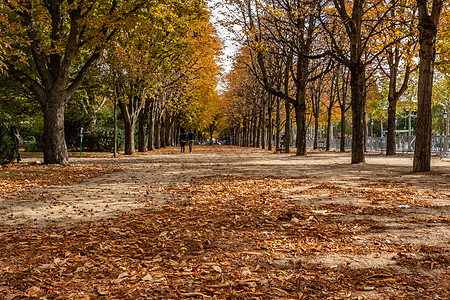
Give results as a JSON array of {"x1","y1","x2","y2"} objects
[{"x1": 206, "y1": 0, "x2": 240, "y2": 74}]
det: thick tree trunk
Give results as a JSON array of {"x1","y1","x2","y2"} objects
[
  {"x1": 340, "y1": 108, "x2": 346, "y2": 152},
  {"x1": 268, "y1": 104, "x2": 273, "y2": 151},
  {"x1": 261, "y1": 101, "x2": 266, "y2": 149},
  {"x1": 257, "y1": 109, "x2": 262, "y2": 148},
  {"x1": 147, "y1": 103, "x2": 155, "y2": 151},
  {"x1": 160, "y1": 120, "x2": 166, "y2": 148},
  {"x1": 350, "y1": 63, "x2": 366, "y2": 164},
  {"x1": 386, "y1": 98, "x2": 397, "y2": 156},
  {"x1": 252, "y1": 111, "x2": 258, "y2": 147},
  {"x1": 123, "y1": 120, "x2": 136, "y2": 155},
  {"x1": 285, "y1": 102, "x2": 291, "y2": 153},
  {"x1": 313, "y1": 114, "x2": 319, "y2": 149},
  {"x1": 294, "y1": 65, "x2": 308, "y2": 156},
  {"x1": 246, "y1": 119, "x2": 250, "y2": 147},
  {"x1": 155, "y1": 119, "x2": 161, "y2": 149},
  {"x1": 276, "y1": 97, "x2": 281, "y2": 150},
  {"x1": 295, "y1": 102, "x2": 307, "y2": 155},
  {"x1": 138, "y1": 101, "x2": 151, "y2": 152},
  {"x1": 413, "y1": 0, "x2": 442, "y2": 172},
  {"x1": 326, "y1": 109, "x2": 332, "y2": 151},
  {"x1": 118, "y1": 96, "x2": 141, "y2": 155},
  {"x1": 43, "y1": 99, "x2": 69, "y2": 165}
]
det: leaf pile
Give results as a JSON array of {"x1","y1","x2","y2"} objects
[
  {"x1": 0, "y1": 164, "x2": 117, "y2": 200},
  {"x1": 0, "y1": 175, "x2": 448, "y2": 299}
]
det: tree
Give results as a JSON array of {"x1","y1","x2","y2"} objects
[
  {"x1": 0, "y1": 1, "x2": 141, "y2": 164},
  {"x1": 376, "y1": 3, "x2": 417, "y2": 156},
  {"x1": 413, "y1": 0, "x2": 444, "y2": 172},
  {"x1": 243, "y1": 0, "x2": 328, "y2": 156},
  {"x1": 321, "y1": 0, "x2": 403, "y2": 163}
]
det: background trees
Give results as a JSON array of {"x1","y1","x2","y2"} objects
[
  {"x1": 0, "y1": 0, "x2": 221, "y2": 159},
  {"x1": 220, "y1": 0, "x2": 448, "y2": 171},
  {"x1": 0, "y1": 0, "x2": 144, "y2": 164},
  {"x1": 0, "y1": 0, "x2": 448, "y2": 172}
]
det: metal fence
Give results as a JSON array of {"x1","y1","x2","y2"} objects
[{"x1": 306, "y1": 135, "x2": 449, "y2": 157}]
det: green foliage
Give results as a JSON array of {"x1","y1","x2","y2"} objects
[
  {"x1": 83, "y1": 109, "x2": 125, "y2": 151},
  {"x1": 0, "y1": 122, "x2": 15, "y2": 163},
  {"x1": 0, "y1": 75, "x2": 41, "y2": 124},
  {"x1": 20, "y1": 119, "x2": 44, "y2": 152}
]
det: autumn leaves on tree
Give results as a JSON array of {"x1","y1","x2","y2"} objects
[
  {"x1": 222, "y1": 0, "x2": 446, "y2": 171},
  {"x1": 0, "y1": 0, "x2": 448, "y2": 172},
  {"x1": 0, "y1": 0, "x2": 221, "y2": 162}
]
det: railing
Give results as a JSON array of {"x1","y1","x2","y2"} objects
[{"x1": 305, "y1": 135, "x2": 449, "y2": 157}]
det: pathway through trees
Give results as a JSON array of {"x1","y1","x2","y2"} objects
[{"x1": 0, "y1": 146, "x2": 448, "y2": 299}]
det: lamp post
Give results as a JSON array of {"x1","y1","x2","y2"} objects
[
  {"x1": 370, "y1": 119, "x2": 374, "y2": 137},
  {"x1": 444, "y1": 111, "x2": 448, "y2": 153}
]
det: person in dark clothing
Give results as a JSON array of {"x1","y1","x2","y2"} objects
[
  {"x1": 187, "y1": 130, "x2": 195, "y2": 153},
  {"x1": 179, "y1": 130, "x2": 187, "y2": 153}
]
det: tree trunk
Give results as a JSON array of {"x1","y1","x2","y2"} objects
[
  {"x1": 313, "y1": 113, "x2": 319, "y2": 149},
  {"x1": 123, "y1": 120, "x2": 136, "y2": 155},
  {"x1": 413, "y1": 0, "x2": 442, "y2": 172},
  {"x1": 268, "y1": 104, "x2": 273, "y2": 151},
  {"x1": 285, "y1": 101, "x2": 291, "y2": 153},
  {"x1": 160, "y1": 120, "x2": 166, "y2": 148},
  {"x1": 246, "y1": 119, "x2": 250, "y2": 147},
  {"x1": 118, "y1": 99, "x2": 139, "y2": 155},
  {"x1": 326, "y1": 109, "x2": 332, "y2": 151},
  {"x1": 262, "y1": 100, "x2": 266, "y2": 149},
  {"x1": 43, "y1": 99, "x2": 69, "y2": 165},
  {"x1": 386, "y1": 98, "x2": 397, "y2": 155},
  {"x1": 350, "y1": 63, "x2": 366, "y2": 164},
  {"x1": 155, "y1": 119, "x2": 161, "y2": 149},
  {"x1": 295, "y1": 102, "x2": 307, "y2": 155},
  {"x1": 276, "y1": 97, "x2": 281, "y2": 150},
  {"x1": 257, "y1": 108, "x2": 262, "y2": 148},
  {"x1": 147, "y1": 102, "x2": 155, "y2": 151},
  {"x1": 252, "y1": 110, "x2": 258, "y2": 147},
  {"x1": 294, "y1": 67, "x2": 308, "y2": 156},
  {"x1": 340, "y1": 108, "x2": 346, "y2": 152},
  {"x1": 138, "y1": 100, "x2": 151, "y2": 152}
]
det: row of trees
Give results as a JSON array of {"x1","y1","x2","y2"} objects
[
  {"x1": 220, "y1": 0, "x2": 447, "y2": 172},
  {"x1": 0, "y1": 0, "x2": 222, "y2": 164}
]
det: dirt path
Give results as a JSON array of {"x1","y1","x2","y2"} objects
[{"x1": 0, "y1": 146, "x2": 449, "y2": 299}]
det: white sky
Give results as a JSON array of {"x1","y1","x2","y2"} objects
[{"x1": 207, "y1": 0, "x2": 239, "y2": 74}]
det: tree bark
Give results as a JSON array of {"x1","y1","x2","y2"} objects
[
  {"x1": 138, "y1": 100, "x2": 151, "y2": 152},
  {"x1": 268, "y1": 103, "x2": 273, "y2": 151},
  {"x1": 276, "y1": 97, "x2": 281, "y2": 150},
  {"x1": 326, "y1": 108, "x2": 332, "y2": 151},
  {"x1": 123, "y1": 120, "x2": 136, "y2": 155},
  {"x1": 386, "y1": 98, "x2": 397, "y2": 156},
  {"x1": 413, "y1": 0, "x2": 443, "y2": 172},
  {"x1": 147, "y1": 102, "x2": 155, "y2": 151},
  {"x1": 294, "y1": 55, "x2": 309, "y2": 156},
  {"x1": 285, "y1": 102, "x2": 291, "y2": 153},
  {"x1": 261, "y1": 100, "x2": 266, "y2": 149},
  {"x1": 43, "y1": 98, "x2": 69, "y2": 165},
  {"x1": 257, "y1": 108, "x2": 262, "y2": 148},
  {"x1": 155, "y1": 118, "x2": 161, "y2": 149},
  {"x1": 252, "y1": 110, "x2": 258, "y2": 147},
  {"x1": 340, "y1": 106, "x2": 346, "y2": 152},
  {"x1": 313, "y1": 112, "x2": 319, "y2": 149},
  {"x1": 350, "y1": 63, "x2": 366, "y2": 164},
  {"x1": 295, "y1": 100, "x2": 307, "y2": 155}
]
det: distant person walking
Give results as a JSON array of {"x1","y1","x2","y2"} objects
[
  {"x1": 187, "y1": 130, "x2": 195, "y2": 153},
  {"x1": 179, "y1": 130, "x2": 187, "y2": 153}
]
